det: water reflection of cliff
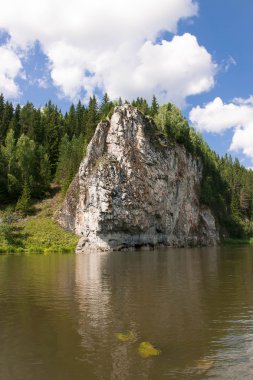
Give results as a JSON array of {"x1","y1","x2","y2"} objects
[
  {"x1": 75, "y1": 253, "x2": 111, "y2": 330},
  {"x1": 74, "y1": 248, "x2": 232, "y2": 378},
  {"x1": 1, "y1": 247, "x2": 253, "y2": 379}
]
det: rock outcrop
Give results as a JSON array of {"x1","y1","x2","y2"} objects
[{"x1": 57, "y1": 105, "x2": 219, "y2": 251}]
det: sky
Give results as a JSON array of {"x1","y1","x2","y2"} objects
[{"x1": 0, "y1": 0, "x2": 252, "y2": 166}]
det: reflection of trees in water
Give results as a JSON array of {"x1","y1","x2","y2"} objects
[
  {"x1": 74, "y1": 246, "x2": 253, "y2": 378},
  {"x1": 1, "y1": 247, "x2": 253, "y2": 379},
  {"x1": 0, "y1": 254, "x2": 82, "y2": 380},
  {"x1": 74, "y1": 248, "x2": 219, "y2": 377}
]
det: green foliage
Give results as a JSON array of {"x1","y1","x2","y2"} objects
[
  {"x1": 15, "y1": 182, "x2": 31, "y2": 216},
  {"x1": 0, "y1": 207, "x2": 16, "y2": 243},
  {"x1": 150, "y1": 95, "x2": 159, "y2": 117},
  {"x1": 75, "y1": 100, "x2": 87, "y2": 136},
  {"x1": 154, "y1": 103, "x2": 190, "y2": 146},
  {"x1": 19, "y1": 217, "x2": 78, "y2": 252},
  {"x1": 0, "y1": 93, "x2": 114, "y2": 206},
  {"x1": 1, "y1": 129, "x2": 18, "y2": 197},
  {"x1": 0, "y1": 101, "x2": 13, "y2": 142},
  {"x1": 0, "y1": 92, "x2": 252, "y2": 241},
  {"x1": 65, "y1": 104, "x2": 77, "y2": 139},
  {"x1": 35, "y1": 145, "x2": 51, "y2": 195},
  {"x1": 132, "y1": 97, "x2": 149, "y2": 115},
  {"x1": 20, "y1": 102, "x2": 36, "y2": 138},
  {"x1": 16, "y1": 134, "x2": 36, "y2": 182},
  {"x1": 0, "y1": 189, "x2": 79, "y2": 253},
  {"x1": 99, "y1": 93, "x2": 114, "y2": 120},
  {"x1": 55, "y1": 133, "x2": 85, "y2": 194},
  {"x1": 154, "y1": 101, "x2": 253, "y2": 238},
  {"x1": 86, "y1": 96, "x2": 99, "y2": 143},
  {"x1": 42, "y1": 101, "x2": 61, "y2": 175},
  {"x1": 222, "y1": 238, "x2": 252, "y2": 245}
]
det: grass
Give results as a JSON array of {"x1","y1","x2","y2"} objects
[
  {"x1": 0, "y1": 186, "x2": 79, "y2": 254},
  {"x1": 222, "y1": 237, "x2": 253, "y2": 245}
]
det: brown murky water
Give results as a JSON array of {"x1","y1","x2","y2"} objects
[{"x1": 1, "y1": 246, "x2": 253, "y2": 379}]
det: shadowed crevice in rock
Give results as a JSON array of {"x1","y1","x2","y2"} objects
[{"x1": 56, "y1": 104, "x2": 219, "y2": 252}]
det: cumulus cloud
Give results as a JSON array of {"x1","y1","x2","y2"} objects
[
  {"x1": 0, "y1": 0, "x2": 217, "y2": 103},
  {"x1": 132, "y1": 34, "x2": 216, "y2": 104},
  {"x1": 189, "y1": 96, "x2": 253, "y2": 161},
  {"x1": 0, "y1": 44, "x2": 22, "y2": 97}
]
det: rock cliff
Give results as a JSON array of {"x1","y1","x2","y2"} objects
[{"x1": 57, "y1": 104, "x2": 219, "y2": 251}]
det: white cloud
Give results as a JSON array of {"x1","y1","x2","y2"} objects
[
  {"x1": 29, "y1": 76, "x2": 49, "y2": 89},
  {"x1": 221, "y1": 56, "x2": 236, "y2": 73},
  {"x1": 189, "y1": 96, "x2": 253, "y2": 162},
  {"x1": 37, "y1": 77, "x2": 48, "y2": 89},
  {"x1": 0, "y1": 0, "x2": 217, "y2": 103},
  {"x1": 132, "y1": 34, "x2": 216, "y2": 105},
  {"x1": 0, "y1": 44, "x2": 22, "y2": 97},
  {"x1": 230, "y1": 122, "x2": 253, "y2": 160},
  {"x1": 233, "y1": 96, "x2": 253, "y2": 106}
]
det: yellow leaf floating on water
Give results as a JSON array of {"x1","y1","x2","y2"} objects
[
  {"x1": 115, "y1": 331, "x2": 136, "y2": 342},
  {"x1": 138, "y1": 342, "x2": 161, "y2": 358},
  {"x1": 195, "y1": 359, "x2": 214, "y2": 373}
]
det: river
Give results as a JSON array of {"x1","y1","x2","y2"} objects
[{"x1": 1, "y1": 246, "x2": 253, "y2": 379}]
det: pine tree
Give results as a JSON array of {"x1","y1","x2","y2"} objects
[
  {"x1": 86, "y1": 96, "x2": 98, "y2": 143},
  {"x1": 0, "y1": 101, "x2": 13, "y2": 143},
  {"x1": 55, "y1": 133, "x2": 71, "y2": 190},
  {"x1": 150, "y1": 95, "x2": 159, "y2": 117},
  {"x1": 99, "y1": 93, "x2": 113, "y2": 119},
  {"x1": 35, "y1": 145, "x2": 51, "y2": 196},
  {"x1": 42, "y1": 101, "x2": 61, "y2": 175},
  {"x1": 65, "y1": 104, "x2": 77, "y2": 139},
  {"x1": 16, "y1": 134, "x2": 36, "y2": 190},
  {"x1": 55, "y1": 133, "x2": 85, "y2": 193},
  {"x1": 132, "y1": 97, "x2": 149, "y2": 114},
  {"x1": 20, "y1": 102, "x2": 35, "y2": 138},
  {"x1": 9, "y1": 104, "x2": 21, "y2": 141},
  {"x1": 0, "y1": 93, "x2": 5, "y2": 125},
  {"x1": 76, "y1": 100, "x2": 86, "y2": 137},
  {"x1": 1, "y1": 129, "x2": 18, "y2": 197},
  {"x1": 15, "y1": 181, "x2": 31, "y2": 215},
  {"x1": 33, "y1": 108, "x2": 43, "y2": 144},
  {"x1": 0, "y1": 143, "x2": 7, "y2": 202}
]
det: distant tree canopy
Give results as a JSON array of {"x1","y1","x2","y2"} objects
[
  {"x1": 0, "y1": 93, "x2": 116, "y2": 209},
  {"x1": 0, "y1": 92, "x2": 252, "y2": 238}
]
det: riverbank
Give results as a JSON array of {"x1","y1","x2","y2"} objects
[
  {"x1": 0, "y1": 187, "x2": 79, "y2": 254},
  {"x1": 222, "y1": 238, "x2": 253, "y2": 245},
  {"x1": 1, "y1": 188, "x2": 252, "y2": 254}
]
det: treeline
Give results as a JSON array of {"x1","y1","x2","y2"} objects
[
  {"x1": 0, "y1": 93, "x2": 252, "y2": 238},
  {"x1": 0, "y1": 94, "x2": 158, "y2": 212},
  {"x1": 0, "y1": 93, "x2": 116, "y2": 212}
]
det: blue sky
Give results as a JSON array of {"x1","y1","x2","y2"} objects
[{"x1": 0, "y1": 0, "x2": 252, "y2": 166}]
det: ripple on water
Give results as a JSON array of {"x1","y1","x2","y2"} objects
[{"x1": 1, "y1": 247, "x2": 253, "y2": 379}]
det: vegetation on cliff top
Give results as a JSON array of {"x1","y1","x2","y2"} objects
[
  {"x1": 0, "y1": 93, "x2": 252, "y2": 250},
  {"x1": 153, "y1": 102, "x2": 253, "y2": 238}
]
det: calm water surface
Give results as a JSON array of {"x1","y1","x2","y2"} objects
[{"x1": 1, "y1": 246, "x2": 253, "y2": 379}]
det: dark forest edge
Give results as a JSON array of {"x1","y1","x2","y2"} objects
[{"x1": 0, "y1": 93, "x2": 253, "y2": 253}]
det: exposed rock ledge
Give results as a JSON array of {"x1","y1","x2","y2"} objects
[{"x1": 57, "y1": 104, "x2": 219, "y2": 252}]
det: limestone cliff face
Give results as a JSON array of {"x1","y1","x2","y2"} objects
[{"x1": 57, "y1": 105, "x2": 219, "y2": 251}]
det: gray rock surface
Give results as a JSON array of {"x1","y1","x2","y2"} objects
[{"x1": 57, "y1": 105, "x2": 219, "y2": 251}]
